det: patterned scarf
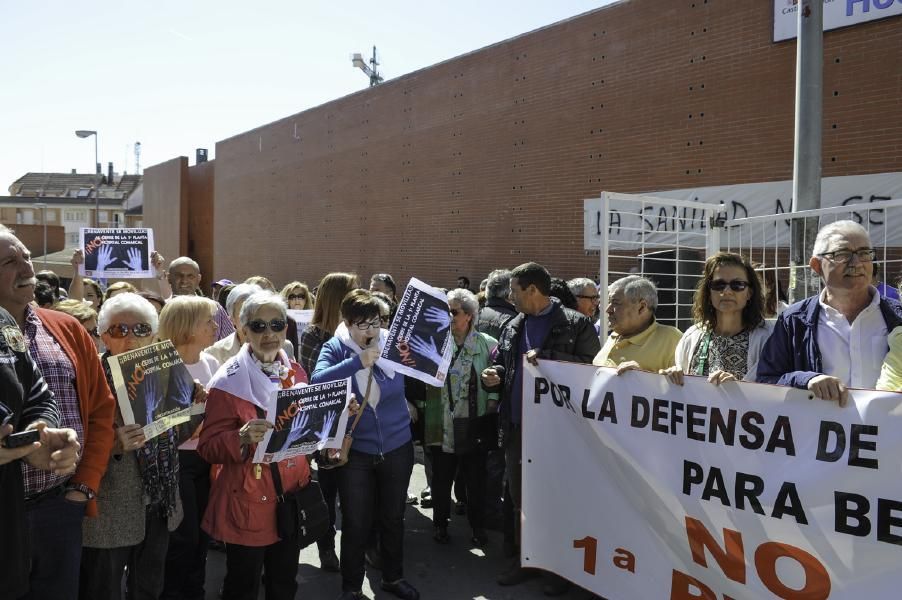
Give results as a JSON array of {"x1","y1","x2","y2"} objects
[
  {"x1": 102, "y1": 352, "x2": 180, "y2": 518},
  {"x1": 443, "y1": 330, "x2": 479, "y2": 418}
]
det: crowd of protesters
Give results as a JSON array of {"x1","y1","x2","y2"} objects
[{"x1": 3, "y1": 218, "x2": 902, "y2": 599}]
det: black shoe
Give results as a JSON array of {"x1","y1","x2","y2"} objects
[
  {"x1": 319, "y1": 548, "x2": 340, "y2": 572},
  {"x1": 420, "y1": 486, "x2": 431, "y2": 498},
  {"x1": 364, "y1": 547, "x2": 383, "y2": 570},
  {"x1": 406, "y1": 493, "x2": 419, "y2": 505},
  {"x1": 454, "y1": 501, "x2": 467, "y2": 515},
  {"x1": 420, "y1": 496, "x2": 433, "y2": 508},
  {"x1": 471, "y1": 528, "x2": 488, "y2": 547},
  {"x1": 433, "y1": 525, "x2": 450, "y2": 544},
  {"x1": 543, "y1": 574, "x2": 571, "y2": 596},
  {"x1": 497, "y1": 564, "x2": 537, "y2": 586},
  {"x1": 337, "y1": 591, "x2": 369, "y2": 600},
  {"x1": 381, "y1": 579, "x2": 420, "y2": 600}
]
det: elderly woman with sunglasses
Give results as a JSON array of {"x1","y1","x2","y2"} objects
[
  {"x1": 661, "y1": 252, "x2": 773, "y2": 386},
  {"x1": 80, "y1": 293, "x2": 191, "y2": 600},
  {"x1": 311, "y1": 289, "x2": 419, "y2": 600},
  {"x1": 198, "y1": 290, "x2": 311, "y2": 600},
  {"x1": 422, "y1": 289, "x2": 498, "y2": 547},
  {"x1": 281, "y1": 281, "x2": 314, "y2": 310}
]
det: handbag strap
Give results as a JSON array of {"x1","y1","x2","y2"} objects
[
  {"x1": 269, "y1": 462, "x2": 286, "y2": 500},
  {"x1": 347, "y1": 368, "x2": 375, "y2": 436},
  {"x1": 694, "y1": 330, "x2": 714, "y2": 376}
]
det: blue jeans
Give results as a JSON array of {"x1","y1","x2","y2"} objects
[
  {"x1": 20, "y1": 490, "x2": 86, "y2": 600},
  {"x1": 337, "y1": 441, "x2": 414, "y2": 591}
]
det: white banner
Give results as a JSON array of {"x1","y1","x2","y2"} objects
[
  {"x1": 774, "y1": 0, "x2": 902, "y2": 42},
  {"x1": 522, "y1": 359, "x2": 902, "y2": 599},
  {"x1": 583, "y1": 172, "x2": 902, "y2": 250}
]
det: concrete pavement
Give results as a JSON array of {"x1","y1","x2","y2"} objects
[{"x1": 202, "y1": 451, "x2": 597, "y2": 600}]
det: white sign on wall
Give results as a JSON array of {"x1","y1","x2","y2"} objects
[
  {"x1": 583, "y1": 172, "x2": 902, "y2": 250},
  {"x1": 774, "y1": 0, "x2": 902, "y2": 42}
]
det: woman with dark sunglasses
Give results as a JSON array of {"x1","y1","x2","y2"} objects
[
  {"x1": 661, "y1": 252, "x2": 773, "y2": 386},
  {"x1": 311, "y1": 289, "x2": 420, "y2": 600},
  {"x1": 80, "y1": 292, "x2": 195, "y2": 600},
  {"x1": 281, "y1": 280, "x2": 314, "y2": 311},
  {"x1": 199, "y1": 290, "x2": 312, "y2": 600}
]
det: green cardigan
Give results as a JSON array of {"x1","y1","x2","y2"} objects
[{"x1": 421, "y1": 330, "x2": 498, "y2": 448}]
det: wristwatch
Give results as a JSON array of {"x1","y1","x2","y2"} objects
[{"x1": 66, "y1": 482, "x2": 96, "y2": 500}]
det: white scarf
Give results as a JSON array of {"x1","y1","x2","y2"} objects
[
  {"x1": 208, "y1": 343, "x2": 297, "y2": 411},
  {"x1": 335, "y1": 322, "x2": 396, "y2": 409}
]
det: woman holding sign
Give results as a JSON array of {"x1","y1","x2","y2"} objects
[
  {"x1": 422, "y1": 288, "x2": 498, "y2": 547},
  {"x1": 79, "y1": 293, "x2": 186, "y2": 600},
  {"x1": 312, "y1": 289, "x2": 420, "y2": 600},
  {"x1": 198, "y1": 290, "x2": 311, "y2": 600},
  {"x1": 661, "y1": 252, "x2": 772, "y2": 385}
]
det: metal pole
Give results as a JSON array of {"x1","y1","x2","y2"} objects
[
  {"x1": 94, "y1": 134, "x2": 100, "y2": 228},
  {"x1": 42, "y1": 206, "x2": 47, "y2": 270},
  {"x1": 789, "y1": 0, "x2": 823, "y2": 302}
]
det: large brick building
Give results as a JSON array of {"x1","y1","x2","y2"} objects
[{"x1": 144, "y1": 0, "x2": 902, "y2": 290}]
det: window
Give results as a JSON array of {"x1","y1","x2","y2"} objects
[
  {"x1": 67, "y1": 232, "x2": 79, "y2": 245},
  {"x1": 64, "y1": 210, "x2": 87, "y2": 222}
]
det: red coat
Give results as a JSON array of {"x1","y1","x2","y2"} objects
[{"x1": 198, "y1": 361, "x2": 310, "y2": 547}]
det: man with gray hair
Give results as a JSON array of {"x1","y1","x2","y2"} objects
[
  {"x1": 757, "y1": 220, "x2": 902, "y2": 405},
  {"x1": 592, "y1": 275, "x2": 682, "y2": 373},
  {"x1": 167, "y1": 256, "x2": 234, "y2": 342},
  {"x1": 568, "y1": 277, "x2": 600, "y2": 321},
  {"x1": 477, "y1": 269, "x2": 517, "y2": 340}
]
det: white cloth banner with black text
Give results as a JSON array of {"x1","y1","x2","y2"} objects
[{"x1": 522, "y1": 359, "x2": 902, "y2": 599}]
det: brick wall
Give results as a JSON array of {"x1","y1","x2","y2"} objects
[
  {"x1": 143, "y1": 157, "x2": 189, "y2": 266},
  {"x1": 187, "y1": 160, "x2": 215, "y2": 292},
  {"x1": 180, "y1": 0, "x2": 901, "y2": 289}
]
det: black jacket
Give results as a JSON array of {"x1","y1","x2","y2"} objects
[
  {"x1": 487, "y1": 299, "x2": 600, "y2": 417},
  {"x1": 477, "y1": 298, "x2": 518, "y2": 341},
  {"x1": 0, "y1": 306, "x2": 58, "y2": 597}
]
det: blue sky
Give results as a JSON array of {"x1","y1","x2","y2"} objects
[{"x1": 0, "y1": 0, "x2": 615, "y2": 191}]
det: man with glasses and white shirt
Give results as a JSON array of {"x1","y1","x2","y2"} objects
[{"x1": 757, "y1": 220, "x2": 902, "y2": 405}]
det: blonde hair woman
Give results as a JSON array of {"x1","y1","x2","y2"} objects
[{"x1": 281, "y1": 281, "x2": 314, "y2": 311}]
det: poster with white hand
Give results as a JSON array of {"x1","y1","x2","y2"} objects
[
  {"x1": 79, "y1": 228, "x2": 155, "y2": 279},
  {"x1": 253, "y1": 378, "x2": 352, "y2": 464},
  {"x1": 381, "y1": 277, "x2": 454, "y2": 386}
]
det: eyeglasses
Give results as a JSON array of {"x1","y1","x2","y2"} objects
[
  {"x1": 819, "y1": 249, "x2": 877, "y2": 264},
  {"x1": 105, "y1": 323, "x2": 153, "y2": 338},
  {"x1": 88, "y1": 326, "x2": 99, "y2": 338},
  {"x1": 450, "y1": 308, "x2": 462, "y2": 316},
  {"x1": 354, "y1": 318, "x2": 382, "y2": 330},
  {"x1": 709, "y1": 280, "x2": 750, "y2": 292},
  {"x1": 247, "y1": 319, "x2": 287, "y2": 334},
  {"x1": 576, "y1": 294, "x2": 601, "y2": 303},
  {"x1": 287, "y1": 294, "x2": 306, "y2": 301}
]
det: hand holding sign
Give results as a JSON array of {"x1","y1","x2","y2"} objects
[
  {"x1": 96, "y1": 244, "x2": 116, "y2": 272},
  {"x1": 125, "y1": 247, "x2": 143, "y2": 271},
  {"x1": 423, "y1": 306, "x2": 451, "y2": 332}
]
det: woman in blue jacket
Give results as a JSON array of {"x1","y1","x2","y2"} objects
[{"x1": 311, "y1": 289, "x2": 419, "y2": 600}]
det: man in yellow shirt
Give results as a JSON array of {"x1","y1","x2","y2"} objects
[{"x1": 593, "y1": 275, "x2": 682, "y2": 372}]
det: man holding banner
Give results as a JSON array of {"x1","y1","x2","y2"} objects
[
  {"x1": 757, "y1": 220, "x2": 902, "y2": 404},
  {"x1": 480, "y1": 262, "x2": 599, "y2": 595}
]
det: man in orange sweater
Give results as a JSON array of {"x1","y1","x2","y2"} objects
[{"x1": 0, "y1": 228, "x2": 115, "y2": 600}]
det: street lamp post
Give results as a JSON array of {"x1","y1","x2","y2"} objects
[
  {"x1": 34, "y1": 202, "x2": 47, "y2": 269},
  {"x1": 75, "y1": 130, "x2": 100, "y2": 227}
]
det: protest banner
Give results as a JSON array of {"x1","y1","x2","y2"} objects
[
  {"x1": 107, "y1": 340, "x2": 199, "y2": 441},
  {"x1": 522, "y1": 359, "x2": 902, "y2": 599},
  {"x1": 80, "y1": 227, "x2": 156, "y2": 279},
  {"x1": 253, "y1": 378, "x2": 352, "y2": 464},
  {"x1": 381, "y1": 278, "x2": 453, "y2": 386},
  {"x1": 287, "y1": 309, "x2": 314, "y2": 351}
]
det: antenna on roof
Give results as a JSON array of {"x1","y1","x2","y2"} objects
[
  {"x1": 134, "y1": 141, "x2": 141, "y2": 174},
  {"x1": 351, "y1": 46, "x2": 384, "y2": 87}
]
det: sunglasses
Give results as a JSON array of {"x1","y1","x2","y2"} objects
[
  {"x1": 88, "y1": 326, "x2": 99, "y2": 338},
  {"x1": 106, "y1": 323, "x2": 153, "y2": 338},
  {"x1": 709, "y1": 280, "x2": 750, "y2": 292},
  {"x1": 287, "y1": 294, "x2": 307, "y2": 301},
  {"x1": 450, "y1": 308, "x2": 462, "y2": 316},
  {"x1": 247, "y1": 319, "x2": 287, "y2": 334}
]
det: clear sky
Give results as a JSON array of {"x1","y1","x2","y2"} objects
[{"x1": 0, "y1": 0, "x2": 615, "y2": 192}]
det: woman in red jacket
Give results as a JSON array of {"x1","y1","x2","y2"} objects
[{"x1": 198, "y1": 290, "x2": 309, "y2": 600}]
